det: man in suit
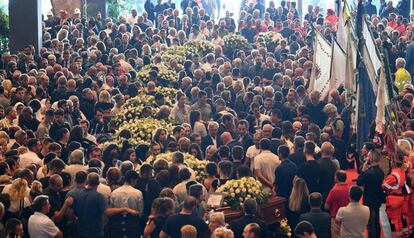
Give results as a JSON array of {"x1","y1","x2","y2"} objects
[
  {"x1": 231, "y1": 199, "x2": 269, "y2": 238},
  {"x1": 236, "y1": 120, "x2": 253, "y2": 151},
  {"x1": 201, "y1": 121, "x2": 219, "y2": 153},
  {"x1": 299, "y1": 193, "x2": 331, "y2": 238}
]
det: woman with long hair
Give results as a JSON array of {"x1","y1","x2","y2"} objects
[
  {"x1": 7, "y1": 178, "x2": 31, "y2": 216},
  {"x1": 102, "y1": 144, "x2": 121, "y2": 177},
  {"x1": 288, "y1": 177, "x2": 310, "y2": 230},
  {"x1": 143, "y1": 197, "x2": 175, "y2": 238},
  {"x1": 152, "y1": 128, "x2": 168, "y2": 153},
  {"x1": 106, "y1": 167, "x2": 121, "y2": 192},
  {"x1": 122, "y1": 148, "x2": 141, "y2": 169},
  {"x1": 188, "y1": 143, "x2": 203, "y2": 160},
  {"x1": 209, "y1": 212, "x2": 226, "y2": 236},
  {"x1": 190, "y1": 110, "x2": 207, "y2": 138},
  {"x1": 170, "y1": 91, "x2": 190, "y2": 124}
]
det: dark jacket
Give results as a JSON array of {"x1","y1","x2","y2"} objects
[
  {"x1": 231, "y1": 214, "x2": 269, "y2": 238},
  {"x1": 299, "y1": 208, "x2": 331, "y2": 238},
  {"x1": 357, "y1": 165, "x2": 386, "y2": 208},
  {"x1": 200, "y1": 135, "x2": 214, "y2": 153}
]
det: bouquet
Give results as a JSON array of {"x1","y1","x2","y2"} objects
[
  {"x1": 146, "y1": 153, "x2": 209, "y2": 183},
  {"x1": 275, "y1": 209, "x2": 292, "y2": 238},
  {"x1": 223, "y1": 33, "x2": 251, "y2": 51},
  {"x1": 111, "y1": 94, "x2": 159, "y2": 126},
  {"x1": 158, "y1": 67, "x2": 179, "y2": 83},
  {"x1": 161, "y1": 45, "x2": 189, "y2": 68},
  {"x1": 260, "y1": 31, "x2": 283, "y2": 50},
  {"x1": 185, "y1": 40, "x2": 215, "y2": 57},
  {"x1": 215, "y1": 177, "x2": 268, "y2": 209},
  {"x1": 150, "y1": 87, "x2": 177, "y2": 105},
  {"x1": 115, "y1": 118, "x2": 173, "y2": 146},
  {"x1": 137, "y1": 64, "x2": 178, "y2": 83}
]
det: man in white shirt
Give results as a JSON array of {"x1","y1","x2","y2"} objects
[
  {"x1": 127, "y1": 9, "x2": 138, "y2": 27},
  {"x1": 19, "y1": 138, "x2": 43, "y2": 169},
  {"x1": 336, "y1": 186, "x2": 370, "y2": 238},
  {"x1": 109, "y1": 170, "x2": 143, "y2": 237},
  {"x1": 246, "y1": 132, "x2": 262, "y2": 172},
  {"x1": 254, "y1": 138, "x2": 280, "y2": 193},
  {"x1": 28, "y1": 195, "x2": 64, "y2": 238}
]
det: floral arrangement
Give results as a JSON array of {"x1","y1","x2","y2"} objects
[
  {"x1": 215, "y1": 177, "x2": 268, "y2": 209},
  {"x1": 185, "y1": 40, "x2": 215, "y2": 57},
  {"x1": 147, "y1": 87, "x2": 177, "y2": 105},
  {"x1": 111, "y1": 86, "x2": 176, "y2": 126},
  {"x1": 275, "y1": 209, "x2": 292, "y2": 238},
  {"x1": 223, "y1": 33, "x2": 251, "y2": 51},
  {"x1": 260, "y1": 31, "x2": 283, "y2": 50},
  {"x1": 146, "y1": 153, "x2": 209, "y2": 183},
  {"x1": 115, "y1": 118, "x2": 173, "y2": 146},
  {"x1": 161, "y1": 45, "x2": 188, "y2": 68},
  {"x1": 111, "y1": 94, "x2": 158, "y2": 126},
  {"x1": 185, "y1": 156, "x2": 209, "y2": 182},
  {"x1": 137, "y1": 64, "x2": 178, "y2": 83}
]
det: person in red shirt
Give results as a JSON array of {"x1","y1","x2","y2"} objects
[
  {"x1": 387, "y1": 13, "x2": 398, "y2": 29},
  {"x1": 324, "y1": 170, "x2": 350, "y2": 238},
  {"x1": 325, "y1": 9, "x2": 338, "y2": 30},
  {"x1": 396, "y1": 18, "x2": 408, "y2": 36}
]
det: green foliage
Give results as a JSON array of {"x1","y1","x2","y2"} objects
[
  {"x1": 0, "y1": 5, "x2": 9, "y2": 53},
  {"x1": 108, "y1": 0, "x2": 136, "y2": 21}
]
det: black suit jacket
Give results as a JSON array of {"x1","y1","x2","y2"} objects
[
  {"x1": 299, "y1": 209, "x2": 331, "y2": 238},
  {"x1": 201, "y1": 135, "x2": 214, "y2": 153},
  {"x1": 356, "y1": 165, "x2": 386, "y2": 208},
  {"x1": 231, "y1": 214, "x2": 269, "y2": 238}
]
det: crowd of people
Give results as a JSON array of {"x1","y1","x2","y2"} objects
[{"x1": 0, "y1": 0, "x2": 414, "y2": 237}]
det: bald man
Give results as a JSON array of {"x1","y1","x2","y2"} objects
[
  {"x1": 262, "y1": 124, "x2": 273, "y2": 139},
  {"x1": 318, "y1": 142, "x2": 338, "y2": 200},
  {"x1": 220, "y1": 131, "x2": 233, "y2": 145}
]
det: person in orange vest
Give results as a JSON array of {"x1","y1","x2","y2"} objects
[{"x1": 382, "y1": 140, "x2": 409, "y2": 238}]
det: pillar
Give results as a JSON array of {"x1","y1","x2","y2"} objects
[
  {"x1": 8, "y1": 0, "x2": 42, "y2": 54},
  {"x1": 86, "y1": 0, "x2": 107, "y2": 19}
]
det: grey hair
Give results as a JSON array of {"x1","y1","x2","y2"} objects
[{"x1": 69, "y1": 149, "x2": 85, "y2": 165}]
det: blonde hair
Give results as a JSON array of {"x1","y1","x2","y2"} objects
[
  {"x1": 210, "y1": 212, "x2": 226, "y2": 226},
  {"x1": 99, "y1": 90, "x2": 112, "y2": 104},
  {"x1": 211, "y1": 227, "x2": 234, "y2": 238},
  {"x1": 30, "y1": 180, "x2": 43, "y2": 200},
  {"x1": 289, "y1": 178, "x2": 309, "y2": 212},
  {"x1": 181, "y1": 225, "x2": 197, "y2": 238},
  {"x1": 9, "y1": 178, "x2": 28, "y2": 201}
]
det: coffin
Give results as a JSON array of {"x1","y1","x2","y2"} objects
[{"x1": 215, "y1": 196, "x2": 286, "y2": 225}]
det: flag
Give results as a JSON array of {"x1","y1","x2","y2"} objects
[
  {"x1": 361, "y1": 18, "x2": 381, "y2": 92},
  {"x1": 356, "y1": 0, "x2": 377, "y2": 149},
  {"x1": 375, "y1": 65, "x2": 389, "y2": 133},
  {"x1": 344, "y1": 23, "x2": 357, "y2": 91},
  {"x1": 336, "y1": 0, "x2": 351, "y2": 50},
  {"x1": 309, "y1": 30, "x2": 332, "y2": 98},
  {"x1": 330, "y1": 40, "x2": 346, "y2": 90},
  {"x1": 356, "y1": 66, "x2": 377, "y2": 149}
]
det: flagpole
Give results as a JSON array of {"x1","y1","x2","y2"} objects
[{"x1": 355, "y1": 0, "x2": 365, "y2": 150}]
